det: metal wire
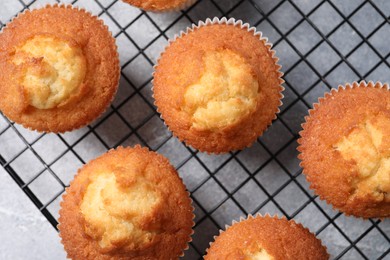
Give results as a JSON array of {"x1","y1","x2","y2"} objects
[{"x1": 0, "y1": 0, "x2": 389, "y2": 259}]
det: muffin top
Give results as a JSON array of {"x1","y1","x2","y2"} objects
[
  {"x1": 205, "y1": 215, "x2": 328, "y2": 260},
  {"x1": 122, "y1": 0, "x2": 190, "y2": 11},
  {"x1": 154, "y1": 21, "x2": 283, "y2": 153},
  {"x1": 298, "y1": 81, "x2": 390, "y2": 218},
  {"x1": 59, "y1": 146, "x2": 194, "y2": 259},
  {"x1": 0, "y1": 5, "x2": 119, "y2": 132},
  {"x1": 11, "y1": 35, "x2": 87, "y2": 109},
  {"x1": 183, "y1": 49, "x2": 259, "y2": 131}
]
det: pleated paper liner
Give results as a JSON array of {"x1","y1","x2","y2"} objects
[
  {"x1": 152, "y1": 17, "x2": 285, "y2": 154},
  {"x1": 58, "y1": 145, "x2": 195, "y2": 259},
  {"x1": 298, "y1": 81, "x2": 390, "y2": 219},
  {"x1": 204, "y1": 213, "x2": 329, "y2": 259},
  {"x1": 0, "y1": 4, "x2": 120, "y2": 133}
]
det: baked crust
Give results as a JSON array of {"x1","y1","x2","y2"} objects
[
  {"x1": 58, "y1": 146, "x2": 194, "y2": 260},
  {"x1": 122, "y1": 0, "x2": 191, "y2": 11},
  {"x1": 0, "y1": 5, "x2": 120, "y2": 133},
  {"x1": 298, "y1": 81, "x2": 390, "y2": 218},
  {"x1": 153, "y1": 22, "x2": 283, "y2": 153},
  {"x1": 204, "y1": 215, "x2": 328, "y2": 260}
]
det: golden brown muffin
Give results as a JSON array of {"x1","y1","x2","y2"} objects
[
  {"x1": 0, "y1": 5, "x2": 120, "y2": 133},
  {"x1": 153, "y1": 19, "x2": 284, "y2": 153},
  {"x1": 205, "y1": 215, "x2": 328, "y2": 260},
  {"x1": 298, "y1": 81, "x2": 390, "y2": 218},
  {"x1": 122, "y1": 0, "x2": 195, "y2": 12},
  {"x1": 59, "y1": 146, "x2": 194, "y2": 260}
]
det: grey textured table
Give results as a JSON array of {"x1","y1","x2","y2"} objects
[{"x1": 0, "y1": 0, "x2": 389, "y2": 259}]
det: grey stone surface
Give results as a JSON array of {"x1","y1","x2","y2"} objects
[
  {"x1": 0, "y1": 167, "x2": 66, "y2": 260},
  {"x1": 0, "y1": 0, "x2": 389, "y2": 259}
]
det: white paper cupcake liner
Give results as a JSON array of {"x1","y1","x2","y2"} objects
[
  {"x1": 181, "y1": 191, "x2": 195, "y2": 258},
  {"x1": 205, "y1": 213, "x2": 328, "y2": 258},
  {"x1": 152, "y1": 17, "x2": 285, "y2": 153},
  {"x1": 0, "y1": 4, "x2": 120, "y2": 133},
  {"x1": 297, "y1": 80, "x2": 389, "y2": 218},
  {"x1": 59, "y1": 145, "x2": 195, "y2": 259}
]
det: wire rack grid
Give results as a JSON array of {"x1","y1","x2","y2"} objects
[{"x1": 0, "y1": 0, "x2": 389, "y2": 259}]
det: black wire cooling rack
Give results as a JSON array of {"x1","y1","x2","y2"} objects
[{"x1": 0, "y1": 0, "x2": 389, "y2": 259}]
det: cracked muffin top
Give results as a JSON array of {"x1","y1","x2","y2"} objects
[
  {"x1": 153, "y1": 21, "x2": 284, "y2": 153},
  {"x1": 0, "y1": 5, "x2": 119, "y2": 133},
  {"x1": 298, "y1": 81, "x2": 390, "y2": 218},
  {"x1": 59, "y1": 146, "x2": 194, "y2": 260},
  {"x1": 205, "y1": 215, "x2": 328, "y2": 260}
]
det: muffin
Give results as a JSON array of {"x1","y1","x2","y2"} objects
[
  {"x1": 0, "y1": 5, "x2": 120, "y2": 133},
  {"x1": 153, "y1": 18, "x2": 284, "y2": 153},
  {"x1": 298, "y1": 81, "x2": 390, "y2": 218},
  {"x1": 121, "y1": 0, "x2": 196, "y2": 12},
  {"x1": 59, "y1": 146, "x2": 194, "y2": 259},
  {"x1": 205, "y1": 215, "x2": 328, "y2": 260}
]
